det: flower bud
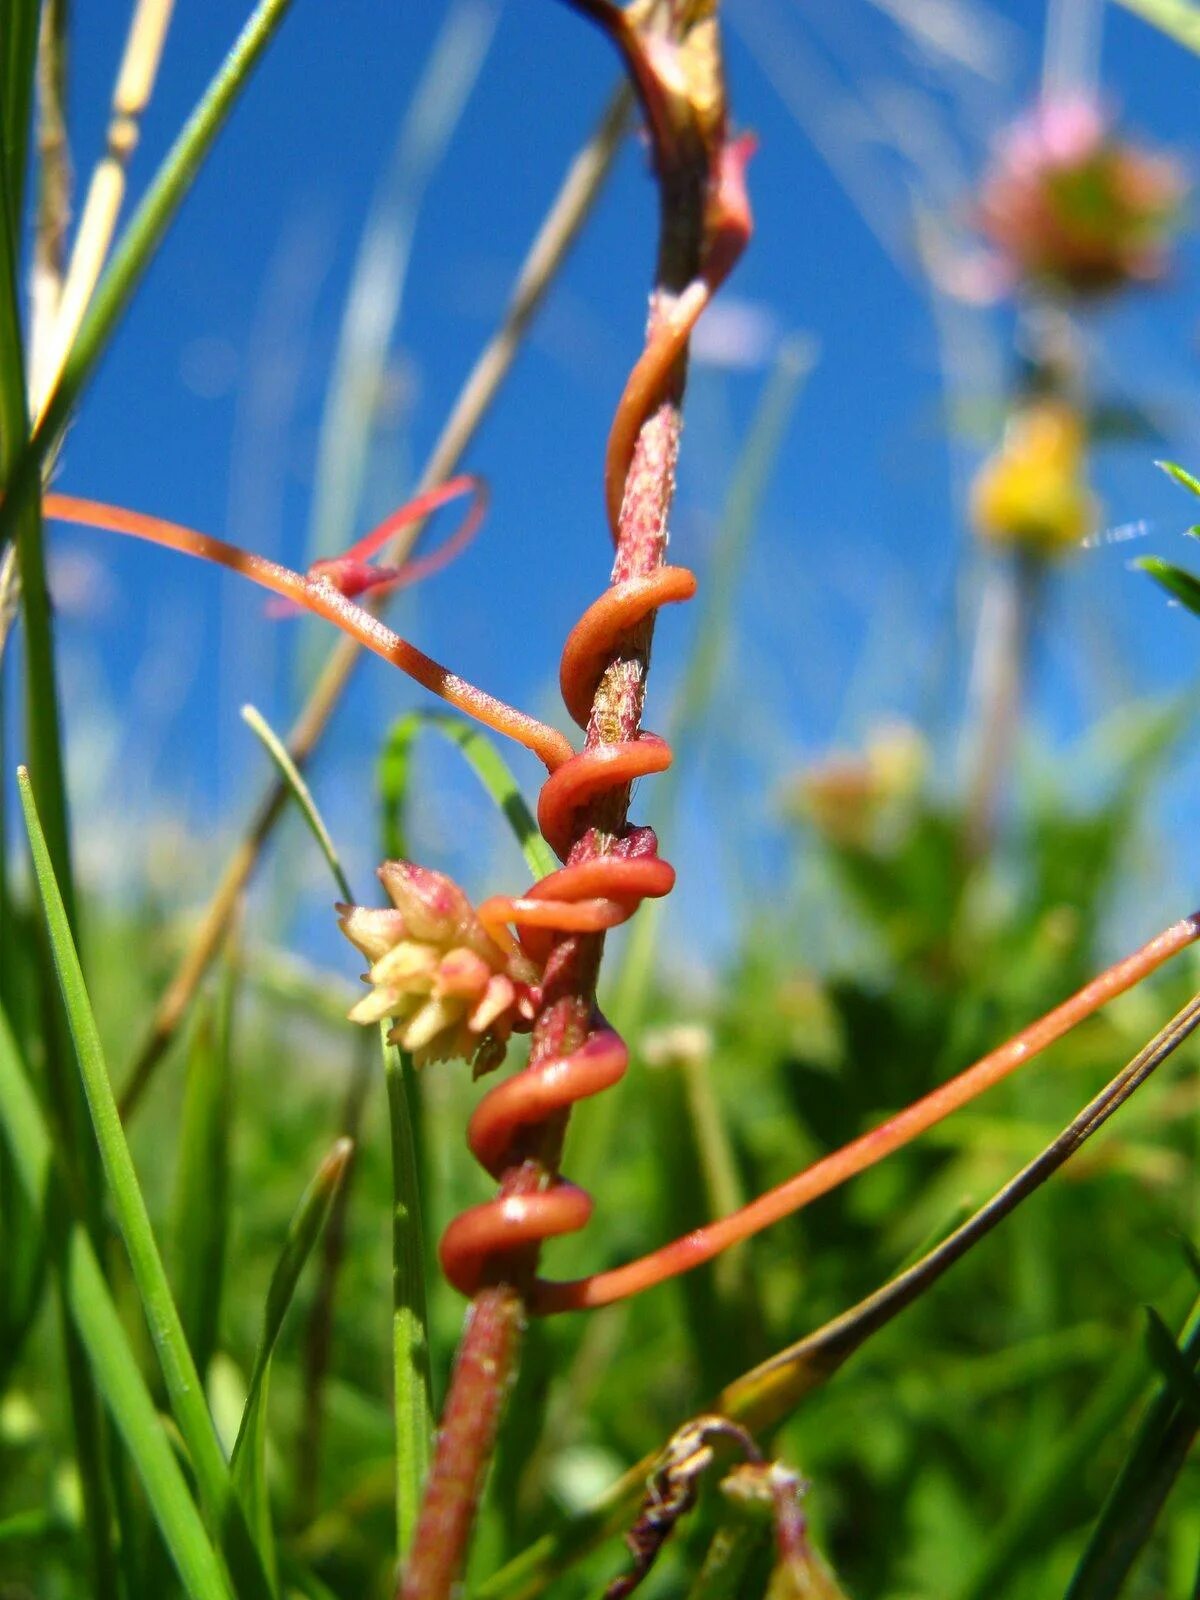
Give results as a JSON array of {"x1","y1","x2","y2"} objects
[{"x1": 337, "y1": 862, "x2": 539, "y2": 1071}]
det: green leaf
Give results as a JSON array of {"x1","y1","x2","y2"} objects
[
  {"x1": 1144, "y1": 1306, "x2": 1200, "y2": 1420},
  {"x1": 17, "y1": 769, "x2": 274, "y2": 1600},
  {"x1": 242, "y1": 703, "x2": 353, "y2": 900},
  {"x1": 231, "y1": 1137, "x2": 354, "y2": 1584},
  {"x1": 1155, "y1": 459, "x2": 1200, "y2": 498},
  {"x1": 1136, "y1": 556, "x2": 1200, "y2": 618},
  {"x1": 0, "y1": 1005, "x2": 232, "y2": 1600},
  {"x1": 379, "y1": 709, "x2": 556, "y2": 881},
  {"x1": 1064, "y1": 1296, "x2": 1200, "y2": 1599}
]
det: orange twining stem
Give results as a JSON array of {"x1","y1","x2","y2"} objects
[
  {"x1": 42, "y1": 485, "x2": 573, "y2": 773},
  {"x1": 524, "y1": 909, "x2": 1200, "y2": 1313},
  {"x1": 604, "y1": 134, "x2": 754, "y2": 539},
  {"x1": 439, "y1": 844, "x2": 675, "y2": 1297},
  {"x1": 434, "y1": 133, "x2": 757, "y2": 1305}
]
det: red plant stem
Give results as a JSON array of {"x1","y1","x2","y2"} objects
[
  {"x1": 534, "y1": 906, "x2": 1200, "y2": 1311},
  {"x1": 397, "y1": 154, "x2": 709, "y2": 1600}
]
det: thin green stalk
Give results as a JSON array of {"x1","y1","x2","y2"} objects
[
  {"x1": 385, "y1": 1033, "x2": 434, "y2": 1562},
  {"x1": 379, "y1": 709, "x2": 556, "y2": 881},
  {"x1": 0, "y1": 79, "x2": 76, "y2": 928},
  {"x1": 0, "y1": 0, "x2": 38, "y2": 233},
  {"x1": 243, "y1": 695, "x2": 439, "y2": 1557},
  {"x1": 18, "y1": 768, "x2": 273, "y2": 1600},
  {"x1": 0, "y1": 1004, "x2": 231, "y2": 1600},
  {"x1": 231, "y1": 1138, "x2": 355, "y2": 1589},
  {"x1": 242, "y1": 703, "x2": 353, "y2": 900}
]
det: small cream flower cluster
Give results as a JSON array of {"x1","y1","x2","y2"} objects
[{"x1": 338, "y1": 862, "x2": 539, "y2": 1073}]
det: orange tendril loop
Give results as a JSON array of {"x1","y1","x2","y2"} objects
[
  {"x1": 41, "y1": 482, "x2": 573, "y2": 772},
  {"x1": 435, "y1": 130, "x2": 755, "y2": 1305},
  {"x1": 269, "y1": 475, "x2": 491, "y2": 613}
]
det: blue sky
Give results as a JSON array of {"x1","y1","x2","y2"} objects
[{"x1": 29, "y1": 0, "x2": 1200, "y2": 974}]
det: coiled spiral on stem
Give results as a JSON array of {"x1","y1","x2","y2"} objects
[
  {"x1": 438, "y1": 582, "x2": 692, "y2": 1303},
  {"x1": 436, "y1": 137, "x2": 755, "y2": 1303}
]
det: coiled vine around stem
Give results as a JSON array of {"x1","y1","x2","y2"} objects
[{"x1": 34, "y1": 4, "x2": 1200, "y2": 1594}]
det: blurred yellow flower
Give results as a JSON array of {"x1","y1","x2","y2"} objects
[
  {"x1": 789, "y1": 722, "x2": 927, "y2": 848},
  {"x1": 970, "y1": 399, "x2": 1097, "y2": 556}
]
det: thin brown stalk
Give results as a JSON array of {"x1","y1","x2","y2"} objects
[
  {"x1": 118, "y1": 84, "x2": 632, "y2": 1116},
  {"x1": 34, "y1": 0, "x2": 175, "y2": 421},
  {"x1": 398, "y1": 49, "x2": 715, "y2": 1600}
]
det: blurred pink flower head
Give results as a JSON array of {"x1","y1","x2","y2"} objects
[{"x1": 976, "y1": 97, "x2": 1185, "y2": 299}]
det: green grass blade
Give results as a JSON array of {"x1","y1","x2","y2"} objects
[
  {"x1": 0, "y1": 64, "x2": 77, "y2": 936},
  {"x1": 171, "y1": 993, "x2": 234, "y2": 1382},
  {"x1": 0, "y1": 1005, "x2": 232, "y2": 1600},
  {"x1": 230, "y1": 1137, "x2": 354, "y2": 1580},
  {"x1": 1115, "y1": 0, "x2": 1200, "y2": 52},
  {"x1": 953, "y1": 1336, "x2": 1163, "y2": 1600},
  {"x1": 1144, "y1": 1304, "x2": 1200, "y2": 1416},
  {"x1": 242, "y1": 703, "x2": 353, "y2": 899},
  {"x1": 1137, "y1": 556, "x2": 1200, "y2": 618},
  {"x1": 1064, "y1": 1297, "x2": 1200, "y2": 1599},
  {"x1": 0, "y1": 0, "x2": 297, "y2": 548},
  {"x1": 379, "y1": 709, "x2": 556, "y2": 880},
  {"x1": 0, "y1": 0, "x2": 38, "y2": 231},
  {"x1": 0, "y1": 118, "x2": 30, "y2": 472},
  {"x1": 6, "y1": 133, "x2": 109, "y2": 1575},
  {"x1": 17, "y1": 768, "x2": 274, "y2": 1600},
  {"x1": 383, "y1": 1031, "x2": 434, "y2": 1561},
  {"x1": 1157, "y1": 459, "x2": 1200, "y2": 498}
]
